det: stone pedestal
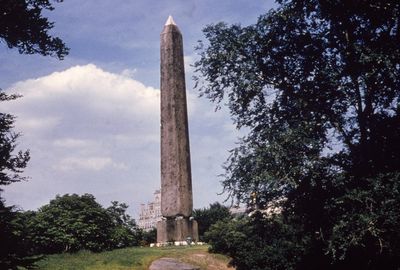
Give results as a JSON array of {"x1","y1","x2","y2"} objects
[{"x1": 157, "y1": 217, "x2": 198, "y2": 243}]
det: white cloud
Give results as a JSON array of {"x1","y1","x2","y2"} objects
[
  {"x1": 121, "y1": 68, "x2": 138, "y2": 78},
  {"x1": 53, "y1": 138, "x2": 91, "y2": 148},
  {"x1": 17, "y1": 116, "x2": 60, "y2": 131},
  {"x1": 5, "y1": 64, "x2": 160, "y2": 138},
  {"x1": 55, "y1": 156, "x2": 128, "y2": 171}
]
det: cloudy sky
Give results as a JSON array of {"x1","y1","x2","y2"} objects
[{"x1": 1, "y1": 0, "x2": 275, "y2": 218}]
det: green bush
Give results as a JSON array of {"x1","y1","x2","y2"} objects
[
  {"x1": 206, "y1": 213, "x2": 305, "y2": 270},
  {"x1": 20, "y1": 194, "x2": 141, "y2": 254},
  {"x1": 193, "y1": 202, "x2": 232, "y2": 241}
]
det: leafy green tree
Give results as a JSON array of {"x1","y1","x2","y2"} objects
[
  {"x1": 11, "y1": 210, "x2": 38, "y2": 255},
  {"x1": 107, "y1": 201, "x2": 140, "y2": 248},
  {"x1": 193, "y1": 202, "x2": 232, "y2": 241},
  {"x1": 326, "y1": 172, "x2": 400, "y2": 269},
  {"x1": 194, "y1": 0, "x2": 400, "y2": 269},
  {"x1": 27, "y1": 195, "x2": 142, "y2": 253},
  {"x1": 206, "y1": 212, "x2": 304, "y2": 270},
  {"x1": 138, "y1": 228, "x2": 157, "y2": 247},
  {"x1": 0, "y1": 200, "x2": 39, "y2": 270},
  {"x1": 32, "y1": 194, "x2": 115, "y2": 253}
]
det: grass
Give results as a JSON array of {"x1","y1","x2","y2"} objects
[{"x1": 35, "y1": 245, "x2": 233, "y2": 270}]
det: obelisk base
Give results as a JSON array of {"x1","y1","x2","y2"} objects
[{"x1": 157, "y1": 217, "x2": 198, "y2": 244}]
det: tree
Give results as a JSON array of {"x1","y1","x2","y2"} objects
[
  {"x1": 107, "y1": 201, "x2": 141, "y2": 248},
  {"x1": 206, "y1": 212, "x2": 303, "y2": 270},
  {"x1": 325, "y1": 172, "x2": 400, "y2": 269},
  {"x1": 193, "y1": 202, "x2": 232, "y2": 241},
  {"x1": 26, "y1": 195, "x2": 142, "y2": 254},
  {"x1": 0, "y1": 93, "x2": 30, "y2": 188},
  {"x1": 0, "y1": 200, "x2": 39, "y2": 270},
  {"x1": 1, "y1": 1, "x2": 68, "y2": 267},
  {"x1": 0, "y1": 0, "x2": 69, "y2": 58},
  {"x1": 138, "y1": 228, "x2": 157, "y2": 247},
  {"x1": 194, "y1": 1, "x2": 400, "y2": 269},
  {"x1": 31, "y1": 194, "x2": 115, "y2": 254}
]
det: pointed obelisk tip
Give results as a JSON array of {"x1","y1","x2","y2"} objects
[{"x1": 165, "y1": 15, "x2": 176, "y2": 26}]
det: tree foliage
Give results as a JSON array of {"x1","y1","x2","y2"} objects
[
  {"x1": 0, "y1": 0, "x2": 69, "y2": 59},
  {"x1": 31, "y1": 194, "x2": 114, "y2": 253},
  {"x1": 0, "y1": 200, "x2": 39, "y2": 270},
  {"x1": 206, "y1": 212, "x2": 304, "y2": 270},
  {"x1": 326, "y1": 173, "x2": 400, "y2": 269},
  {"x1": 194, "y1": 0, "x2": 400, "y2": 269},
  {"x1": 0, "y1": 92, "x2": 30, "y2": 188},
  {"x1": 138, "y1": 228, "x2": 157, "y2": 247},
  {"x1": 26, "y1": 194, "x2": 141, "y2": 254},
  {"x1": 1, "y1": 193, "x2": 147, "y2": 258},
  {"x1": 193, "y1": 202, "x2": 232, "y2": 241},
  {"x1": 107, "y1": 201, "x2": 141, "y2": 248}
]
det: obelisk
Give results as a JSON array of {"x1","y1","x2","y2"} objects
[{"x1": 157, "y1": 16, "x2": 198, "y2": 244}]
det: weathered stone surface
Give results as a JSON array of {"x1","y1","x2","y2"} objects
[
  {"x1": 160, "y1": 16, "x2": 193, "y2": 218},
  {"x1": 191, "y1": 219, "x2": 199, "y2": 242},
  {"x1": 149, "y1": 257, "x2": 200, "y2": 270},
  {"x1": 157, "y1": 217, "x2": 199, "y2": 243}
]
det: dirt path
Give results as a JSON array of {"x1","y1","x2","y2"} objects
[{"x1": 179, "y1": 252, "x2": 235, "y2": 270}]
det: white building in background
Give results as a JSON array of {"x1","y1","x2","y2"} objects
[
  {"x1": 138, "y1": 190, "x2": 162, "y2": 231},
  {"x1": 229, "y1": 205, "x2": 247, "y2": 216}
]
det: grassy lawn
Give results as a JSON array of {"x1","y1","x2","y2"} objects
[{"x1": 35, "y1": 245, "x2": 233, "y2": 270}]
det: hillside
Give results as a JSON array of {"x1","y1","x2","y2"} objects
[{"x1": 36, "y1": 245, "x2": 234, "y2": 270}]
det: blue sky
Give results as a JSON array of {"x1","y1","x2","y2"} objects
[{"x1": 1, "y1": 0, "x2": 275, "y2": 218}]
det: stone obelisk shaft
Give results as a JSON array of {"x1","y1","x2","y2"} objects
[{"x1": 160, "y1": 16, "x2": 193, "y2": 218}]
